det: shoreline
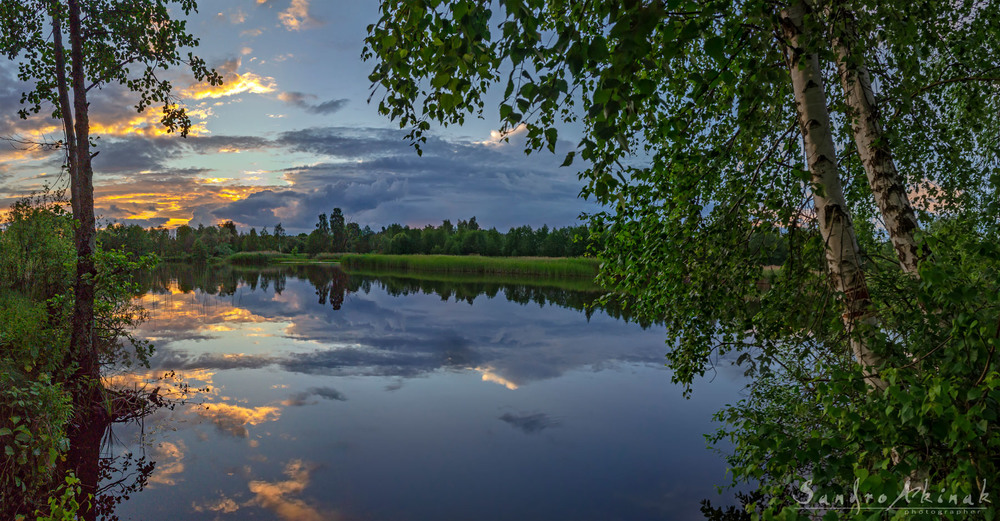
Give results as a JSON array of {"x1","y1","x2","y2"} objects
[{"x1": 225, "y1": 252, "x2": 602, "y2": 279}]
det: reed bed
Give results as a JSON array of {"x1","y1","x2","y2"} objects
[
  {"x1": 334, "y1": 254, "x2": 600, "y2": 279},
  {"x1": 226, "y1": 251, "x2": 287, "y2": 266}
]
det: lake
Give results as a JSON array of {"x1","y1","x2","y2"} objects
[{"x1": 101, "y1": 264, "x2": 746, "y2": 520}]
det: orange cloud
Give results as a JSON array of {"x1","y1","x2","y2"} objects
[
  {"x1": 134, "y1": 282, "x2": 275, "y2": 339},
  {"x1": 196, "y1": 402, "x2": 281, "y2": 438},
  {"x1": 89, "y1": 107, "x2": 212, "y2": 138},
  {"x1": 148, "y1": 440, "x2": 187, "y2": 487},
  {"x1": 182, "y1": 58, "x2": 276, "y2": 100},
  {"x1": 191, "y1": 460, "x2": 340, "y2": 520},
  {"x1": 473, "y1": 366, "x2": 519, "y2": 390},
  {"x1": 192, "y1": 497, "x2": 240, "y2": 514},
  {"x1": 95, "y1": 179, "x2": 271, "y2": 228},
  {"x1": 248, "y1": 460, "x2": 340, "y2": 521},
  {"x1": 103, "y1": 368, "x2": 217, "y2": 403}
]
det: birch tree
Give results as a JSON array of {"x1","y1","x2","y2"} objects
[{"x1": 365, "y1": 0, "x2": 1000, "y2": 515}]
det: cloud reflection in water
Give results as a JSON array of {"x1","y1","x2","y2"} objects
[{"x1": 109, "y1": 265, "x2": 740, "y2": 521}]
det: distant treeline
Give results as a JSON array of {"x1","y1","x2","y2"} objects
[{"x1": 98, "y1": 209, "x2": 606, "y2": 261}]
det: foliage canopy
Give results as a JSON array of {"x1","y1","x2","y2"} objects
[{"x1": 365, "y1": 0, "x2": 1000, "y2": 517}]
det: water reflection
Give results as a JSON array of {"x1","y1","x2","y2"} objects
[
  {"x1": 136, "y1": 264, "x2": 660, "y2": 390},
  {"x1": 103, "y1": 263, "x2": 743, "y2": 521},
  {"x1": 140, "y1": 263, "x2": 651, "y2": 325}
]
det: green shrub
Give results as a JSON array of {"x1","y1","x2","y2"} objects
[
  {"x1": 0, "y1": 367, "x2": 73, "y2": 517},
  {"x1": 0, "y1": 193, "x2": 74, "y2": 300}
]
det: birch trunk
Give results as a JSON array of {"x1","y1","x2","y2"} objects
[
  {"x1": 779, "y1": 1, "x2": 886, "y2": 390},
  {"x1": 831, "y1": 7, "x2": 922, "y2": 275}
]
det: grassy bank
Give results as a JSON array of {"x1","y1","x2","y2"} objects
[
  {"x1": 224, "y1": 252, "x2": 601, "y2": 278},
  {"x1": 225, "y1": 251, "x2": 336, "y2": 266},
  {"x1": 330, "y1": 254, "x2": 600, "y2": 279},
  {"x1": 340, "y1": 266, "x2": 605, "y2": 292}
]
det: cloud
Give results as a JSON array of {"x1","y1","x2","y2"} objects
[
  {"x1": 309, "y1": 386, "x2": 347, "y2": 401},
  {"x1": 210, "y1": 178, "x2": 408, "y2": 231},
  {"x1": 248, "y1": 460, "x2": 339, "y2": 521},
  {"x1": 93, "y1": 169, "x2": 271, "y2": 228},
  {"x1": 278, "y1": 0, "x2": 322, "y2": 31},
  {"x1": 2, "y1": 79, "x2": 598, "y2": 232},
  {"x1": 475, "y1": 366, "x2": 519, "y2": 390},
  {"x1": 278, "y1": 92, "x2": 349, "y2": 115},
  {"x1": 282, "y1": 386, "x2": 347, "y2": 406},
  {"x1": 148, "y1": 440, "x2": 187, "y2": 486},
  {"x1": 90, "y1": 137, "x2": 184, "y2": 174},
  {"x1": 475, "y1": 123, "x2": 529, "y2": 147},
  {"x1": 499, "y1": 412, "x2": 561, "y2": 434},
  {"x1": 191, "y1": 460, "x2": 340, "y2": 520},
  {"x1": 192, "y1": 497, "x2": 241, "y2": 514},
  {"x1": 0, "y1": 72, "x2": 210, "y2": 144},
  {"x1": 311, "y1": 98, "x2": 349, "y2": 114},
  {"x1": 195, "y1": 402, "x2": 281, "y2": 438},
  {"x1": 182, "y1": 58, "x2": 276, "y2": 100},
  {"x1": 261, "y1": 126, "x2": 596, "y2": 230}
]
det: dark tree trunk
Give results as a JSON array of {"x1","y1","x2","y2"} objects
[
  {"x1": 67, "y1": 0, "x2": 98, "y2": 401},
  {"x1": 63, "y1": 0, "x2": 103, "y2": 516}
]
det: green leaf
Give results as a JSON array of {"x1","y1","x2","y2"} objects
[
  {"x1": 560, "y1": 151, "x2": 575, "y2": 167},
  {"x1": 704, "y1": 37, "x2": 726, "y2": 64},
  {"x1": 431, "y1": 74, "x2": 450, "y2": 89}
]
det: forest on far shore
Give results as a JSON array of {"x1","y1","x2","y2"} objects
[{"x1": 97, "y1": 207, "x2": 791, "y2": 264}]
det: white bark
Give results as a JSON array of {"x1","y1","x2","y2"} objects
[
  {"x1": 779, "y1": 1, "x2": 886, "y2": 390},
  {"x1": 831, "y1": 8, "x2": 922, "y2": 275}
]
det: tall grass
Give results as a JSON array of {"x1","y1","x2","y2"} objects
[
  {"x1": 342, "y1": 267, "x2": 605, "y2": 292},
  {"x1": 334, "y1": 254, "x2": 600, "y2": 279},
  {"x1": 226, "y1": 251, "x2": 288, "y2": 266}
]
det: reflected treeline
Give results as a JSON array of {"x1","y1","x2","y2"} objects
[
  {"x1": 352, "y1": 272, "x2": 657, "y2": 328},
  {"x1": 137, "y1": 263, "x2": 658, "y2": 327}
]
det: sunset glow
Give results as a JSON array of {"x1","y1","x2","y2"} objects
[{"x1": 0, "y1": 1, "x2": 592, "y2": 234}]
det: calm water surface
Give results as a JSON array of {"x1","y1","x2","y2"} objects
[{"x1": 105, "y1": 265, "x2": 745, "y2": 520}]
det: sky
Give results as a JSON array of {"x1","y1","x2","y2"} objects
[{"x1": 0, "y1": 0, "x2": 596, "y2": 234}]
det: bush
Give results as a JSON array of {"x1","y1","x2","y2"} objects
[
  {"x1": 0, "y1": 192, "x2": 74, "y2": 300},
  {"x1": 0, "y1": 366, "x2": 73, "y2": 517}
]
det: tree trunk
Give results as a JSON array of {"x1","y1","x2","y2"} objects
[
  {"x1": 830, "y1": 6, "x2": 922, "y2": 275},
  {"x1": 64, "y1": 0, "x2": 103, "y2": 514},
  {"x1": 67, "y1": 0, "x2": 98, "y2": 397},
  {"x1": 50, "y1": 5, "x2": 79, "y2": 218},
  {"x1": 779, "y1": 1, "x2": 886, "y2": 390}
]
